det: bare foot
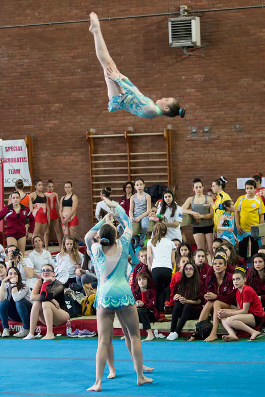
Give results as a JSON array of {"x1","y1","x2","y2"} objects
[
  {"x1": 142, "y1": 335, "x2": 154, "y2": 342},
  {"x1": 250, "y1": 330, "x2": 261, "y2": 340},
  {"x1": 89, "y1": 12, "x2": 100, "y2": 34},
  {"x1": 143, "y1": 365, "x2": 154, "y2": 372},
  {"x1": 204, "y1": 334, "x2": 218, "y2": 342},
  {"x1": 41, "y1": 333, "x2": 55, "y2": 340},
  {"x1": 222, "y1": 335, "x2": 238, "y2": 342},
  {"x1": 137, "y1": 375, "x2": 154, "y2": 386},
  {"x1": 107, "y1": 369, "x2": 116, "y2": 379},
  {"x1": 187, "y1": 335, "x2": 195, "y2": 342},
  {"x1": 87, "y1": 383, "x2": 101, "y2": 392}
]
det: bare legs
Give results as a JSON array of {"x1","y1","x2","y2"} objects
[
  {"x1": 87, "y1": 307, "x2": 115, "y2": 392},
  {"x1": 221, "y1": 314, "x2": 261, "y2": 341},
  {"x1": 89, "y1": 12, "x2": 123, "y2": 99},
  {"x1": 117, "y1": 312, "x2": 154, "y2": 370},
  {"x1": 44, "y1": 219, "x2": 62, "y2": 249},
  {"x1": 188, "y1": 300, "x2": 230, "y2": 342},
  {"x1": 27, "y1": 301, "x2": 69, "y2": 340},
  {"x1": 205, "y1": 232, "x2": 214, "y2": 258},
  {"x1": 33, "y1": 223, "x2": 48, "y2": 248},
  {"x1": 204, "y1": 301, "x2": 230, "y2": 342},
  {"x1": 193, "y1": 232, "x2": 213, "y2": 261},
  {"x1": 41, "y1": 301, "x2": 69, "y2": 339},
  {"x1": 88, "y1": 305, "x2": 153, "y2": 392},
  {"x1": 7, "y1": 236, "x2": 26, "y2": 255}
]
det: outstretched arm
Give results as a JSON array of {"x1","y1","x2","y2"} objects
[
  {"x1": 104, "y1": 197, "x2": 132, "y2": 237},
  {"x1": 85, "y1": 218, "x2": 105, "y2": 253}
]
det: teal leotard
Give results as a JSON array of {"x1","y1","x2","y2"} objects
[
  {"x1": 85, "y1": 203, "x2": 135, "y2": 310},
  {"x1": 108, "y1": 77, "x2": 162, "y2": 119}
]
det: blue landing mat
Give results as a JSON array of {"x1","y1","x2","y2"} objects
[{"x1": 0, "y1": 339, "x2": 264, "y2": 397}]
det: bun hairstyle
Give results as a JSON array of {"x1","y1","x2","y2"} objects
[
  {"x1": 234, "y1": 266, "x2": 247, "y2": 277},
  {"x1": 252, "y1": 173, "x2": 262, "y2": 184},
  {"x1": 47, "y1": 179, "x2": 53, "y2": 184},
  {"x1": 101, "y1": 187, "x2": 111, "y2": 198},
  {"x1": 214, "y1": 176, "x2": 227, "y2": 190},
  {"x1": 15, "y1": 179, "x2": 24, "y2": 190},
  {"x1": 99, "y1": 224, "x2": 116, "y2": 246}
]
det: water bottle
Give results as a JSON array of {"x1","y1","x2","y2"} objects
[{"x1": 66, "y1": 320, "x2": 72, "y2": 336}]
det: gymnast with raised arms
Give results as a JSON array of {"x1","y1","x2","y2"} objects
[{"x1": 85, "y1": 197, "x2": 153, "y2": 391}]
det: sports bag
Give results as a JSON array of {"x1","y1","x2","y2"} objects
[
  {"x1": 82, "y1": 293, "x2": 96, "y2": 316},
  {"x1": 195, "y1": 320, "x2": 213, "y2": 339}
]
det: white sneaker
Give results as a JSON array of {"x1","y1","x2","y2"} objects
[
  {"x1": 23, "y1": 333, "x2": 35, "y2": 340},
  {"x1": 2, "y1": 328, "x2": 10, "y2": 338},
  {"x1": 13, "y1": 328, "x2": 29, "y2": 338},
  {"x1": 166, "y1": 332, "x2": 178, "y2": 341}
]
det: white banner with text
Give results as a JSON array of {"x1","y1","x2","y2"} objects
[{"x1": 3, "y1": 140, "x2": 32, "y2": 187}]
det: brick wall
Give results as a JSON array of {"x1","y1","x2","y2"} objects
[{"x1": 1, "y1": 1, "x2": 265, "y2": 238}]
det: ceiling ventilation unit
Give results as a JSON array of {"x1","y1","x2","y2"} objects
[{"x1": 168, "y1": 17, "x2": 201, "y2": 47}]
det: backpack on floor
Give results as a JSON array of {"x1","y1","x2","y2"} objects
[
  {"x1": 82, "y1": 293, "x2": 96, "y2": 316},
  {"x1": 65, "y1": 294, "x2": 82, "y2": 318},
  {"x1": 195, "y1": 320, "x2": 213, "y2": 340}
]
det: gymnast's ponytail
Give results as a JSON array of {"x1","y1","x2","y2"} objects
[
  {"x1": 99, "y1": 224, "x2": 116, "y2": 246},
  {"x1": 214, "y1": 176, "x2": 227, "y2": 190}
]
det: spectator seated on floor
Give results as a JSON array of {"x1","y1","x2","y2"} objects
[
  {"x1": 169, "y1": 256, "x2": 190, "y2": 306},
  {"x1": 133, "y1": 270, "x2": 158, "y2": 341},
  {"x1": 167, "y1": 262, "x2": 203, "y2": 341},
  {"x1": 55, "y1": 235, "x2": 83, "y2": 288},
  {"x1": 188, "y1": 254, "x2": 236, "y2": 343},
  {"x1": 75, "y1": 249, "x2": 97, "y2": 289},
  {"x1": 6, "y1": 245, "x2": 33, "y2": 289},
  {"x1": 131, "y1": 247, "x2": 154, "y2": 295},
  {"x1": 24, "y1": 264, "x2": 69, "y2": 340},
  {"x1": 246, "y1": 253, "x2": 265, "y2": 308},
  {"x1": 0, "y1": 266, "x2": 32, "y2": 338},
  {"x1": 28, "y1": 235, "x2": 54, "y2": 288}
]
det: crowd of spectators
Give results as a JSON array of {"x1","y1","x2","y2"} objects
[{"x1": 0, "y1": 174, "x2": 264, "y2": 341}]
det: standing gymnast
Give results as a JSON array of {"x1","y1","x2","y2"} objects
[
  {"x1": 85, "y1": 198, "x2": 153, "y2": 391},
  {"x1": 89, "y1": 12, "x2": 185, "y2": 119},
  {"x1": 44, "y1": 180, "x2": 62, "y2": 249}
]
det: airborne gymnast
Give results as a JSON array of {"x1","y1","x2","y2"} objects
[{"x1": 89, "y1": 12, "x2": 185, "y2": 119}]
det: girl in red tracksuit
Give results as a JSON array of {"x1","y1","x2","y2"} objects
[
  {"x1": 188, "y1": 254, "x2": 236, "y2": 342},
  {"x1": 0, "y1": 191, "x2": 35, "y2": 254},
  {"x1": 133, "y1": 271, "x2": 158, "y2": 341},
  {"x1": 246, "y1": 253, "x2": 265, "y2": 308}
]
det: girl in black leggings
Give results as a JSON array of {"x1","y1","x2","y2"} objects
[
  {"x1": 147, "y1": 223, "x2": 175, "y2": 322},
  {"x1": 167, "y1": 262, "x2": 202, "y2": 340}
]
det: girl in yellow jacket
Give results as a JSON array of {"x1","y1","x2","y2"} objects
[{"x1": 212, "y1": 177, "x2": 231, "y2": 237}]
